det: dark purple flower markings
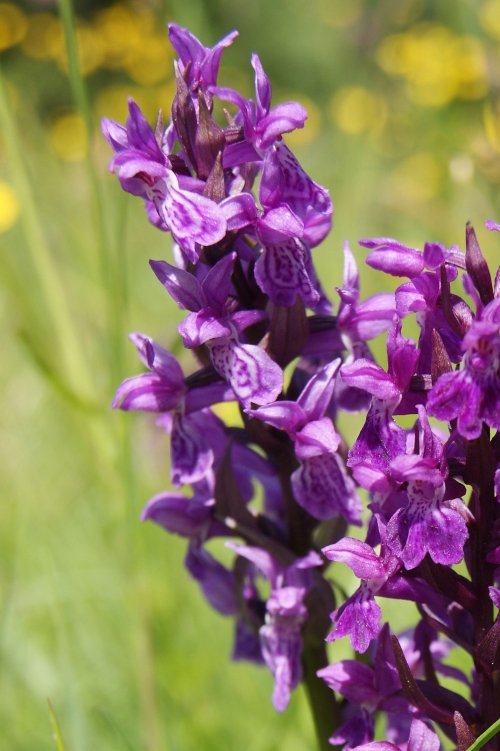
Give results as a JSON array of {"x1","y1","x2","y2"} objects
[{"x1": 106, "y1": 23, "x2": 500, "y2": 751}]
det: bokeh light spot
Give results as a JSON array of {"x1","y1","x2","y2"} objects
[
  {"x1": 0, "y1": 3, "x2": 27, "y2": 51},
  {"x1": 480, "y1": 0, "x2": 500, "y2": 41},
  {"x1": 0, "y1": 181, "x2": 20, "y2": 233},
  {"x1": 49, "y1": 112, "x2": 87, "y2": 162},
  {"x1": 330, "y1": 86, "x2": 382, "y2": 135},
  {"x1": 20, "y1": 13, "x2": 62, "y2": 60},
  {"x1": 390, "y1": 152, "x2": 443, "y2": 203},
  {"x1": 449, "y1": 154, "x2": 474, "y2": 184}
]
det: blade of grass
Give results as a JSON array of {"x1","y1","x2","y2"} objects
[
  {"x1": 58, "y1": 0, "x2": 128, "y2": 391},
  {"x1": 47, "y1": 700, "x2": 67, "y2": 751},
  {"x1": 0, "y1": 67, "x2": 93, "y2": 402},
  {"x1": 467, "y1": 718, "x2": 500, "y2": 751}
]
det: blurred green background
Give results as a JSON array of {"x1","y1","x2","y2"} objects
[{"x1": 0, "y1": 0, "x2": 498, "y2": 748}]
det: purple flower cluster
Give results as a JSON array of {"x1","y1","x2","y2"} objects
[{"x1": 105, "y1": 23, "x2": 500, "y2": 751}]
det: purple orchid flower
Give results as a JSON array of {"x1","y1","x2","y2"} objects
[
  {"x1": 249, "y1": 360, "x2": 362, "y2": 523},
  {"x1": 227, "y1": 543, "x2": 322, "y2": 711},
  {"x1": 302, "y1": 243, "x2": 397, "y2": 411},
  {"x1": 318, "y1": 624, "x2": 413, "y2": 749},
  {"x1": 322, "y1": 523, "x2": 401, "y2": 653},
  {"x1": 150, "y1": 253, "x2": 283, "y2": 407},
  {"x1": 102, "y1": 100, "x2": 227, "y2": 261},
  {"x1": 395, "y1": 269, "x2": 466, "y2": 373},
  {"x1": 359, "y1": 237, "x2": 465, "y2": 279},
  {"x1": 213, "y1": 53, "x2": 308, "y2": 157},
  {"x1": 427, "y1": 301, "x2": 500, "y2": 439},
  {"x1": 168, "y1": 23, "x2": 238, "y2": 92},
  {"x1": 113, "y1": 333, "x2": 234, "y2": 485},
  {"x1": 342, "y1": 318, "x2": 419, "y2": 473}
]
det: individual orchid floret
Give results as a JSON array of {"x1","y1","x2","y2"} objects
[
  {"x1": 322, "y1": 529, "x2": 401, "y2": 653},
  {"x1": 318, "y1": 624, "x2": 413, "y2": 748},
  {"x1": 427, "y1": 306, "x2": 500, "y2": 439},
  {"x1": 141, "y1": 482, "x2": 219, "y2": 540},
  {"x1": 102, "y1": 100, "x2": 226, "y2": 260},
  {"x1": 395, "y1": 270, "x2": 467, "y2": 373},
  {"x1": 113, "y1": 333, "x2": 234, "y2": 485},
  {"x1": 259, "y1": 141, "x2": 333, "y2": 248},
  {"x1": 168, "y1": 23, "x2": 238, "y2": 92},
  {"x1": 359, "y1": 237, "x2": 465, "y2": 279},
  {"x1": 227, "y1": 543, "x2": 322, "y2": 711},
  {"x1": 150, "y1": 253, "x2": 283, "y2": 407},
  {"x1": 386, "y1": 451, "x2": 469, "y2": 570},
  {"x1": 342, "y1": 318, "x2": 418, "y2": 472},
  {"x1": 254, "y1": 215, "x2": 321, "y2": 309},
  {"x1": 213, "y1": 54, "x2": 308, "y2": 156},
  {"x1": 249, "y1": 360, "x2": 362, "y2": 523}
]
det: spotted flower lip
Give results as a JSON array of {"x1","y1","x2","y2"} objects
[{"x1": 102, "y1": 99, "x2": 227, "y2": 259}]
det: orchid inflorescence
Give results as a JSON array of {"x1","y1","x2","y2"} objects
[{"x1": 104, "y1": 22, "x2": 500, "y2": 751}]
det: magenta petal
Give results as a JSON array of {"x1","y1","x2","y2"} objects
[
  {"x1": 219, "y1": 193, "x2": 258, "y2": 230},
  {"x1": 209, "y1": 340, "x2": 283, "y2": 407},
  {"x1": 158, "y1": 177, "x2": 227, "y2": 256},
  {"x1": 254, "y1": 238, "x2": 320, "y2": 308},
  {"x1": 366, "y1": 248, "x2": 424, "y2": 278},
  {"x1": 294, "y1": 417, "x2": 341, "y2": 459},
  {"x1": 257, "y1": 205, "x2": 304, "y2": 246},
  {"x1": 141, "y1": 491, "x2": 211, "y2": 537},
  {"x1": 407, "y1": 719, "x2": 440, "y2": 751},
  {"x1": 201, "y1": 252, "x2": 236, "y2": 312},
  {"x1": 170, "y1": 414, "x2": 214, "y2": 486},
  {"x1": 149, "y1": 260, "x2": 202, "y2": 311},
  {"x1": 341, "y1": 359, "x2": 400, "y2": 401},
  {"x1": 292, "y1": 454, "x2": 362, "y2": 524},
  {"x1": 260, "y1": 621, "x2": 303, "y2": 712},
  {"x1": 248, "y1": 401, "x2": 306, "y2": 432},
  {"x1": 317, "y1": 661, "x2": 377, "y2": 705},
  {"x1": 297, "y1": 359, "x2": 340, "y2": 421},
  {"x1": 328, "y1": 587, "x2": 382, "y2": 653},
  {"x1": 322, "y1": 538, "x2": 386, "y2": 579},
  {"x1": 179, "y1": 311, "x2": 232, "y2": 348}
]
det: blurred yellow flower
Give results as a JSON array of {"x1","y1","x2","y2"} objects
[
  {"x1": 20, "y1": 12, "x2": 62, "y2": 60},
  {"x1": 480, "y1": 0, "x2": 500, "y2": 41},
  {"x1": 316, "y1": 0, "x2": 362, "y2": 29},
  {"x1": 126, "y1": 35, "x2": 172, "y2": 86},
  {"x1": 389, "y1": 152, "x2": 442, "y2": 203},
  {"x1": 93, "y1": 4, "x2": 142, "y2": 70},
  {"x1": 0, "y1": 3, "x2": 27, "y2": 52},
  {"x1": 0, "y1": 181, "x2": 20, "y2": 233},
  {"x1": 484, "y1": 102, "x2": 500, "y2": 153},
  {"x1": 54, "y1": 20, "x2": 104, "y2": 77},
  {"x1": 377, "y1": 24, "x2": 488, "y2": 107},
  {"x1": 48, "y1": 112, "x2": 87, "y2": 162},
  {"x1": 330, "y1": 86, "x2": 385, "y2": 135}
]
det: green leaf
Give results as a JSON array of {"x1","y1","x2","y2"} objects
[
  {"x1": 47, "y1": 700, "x2": 67, "y2": 751},
  {"x1": 466, "y1": 718, "x2": 500, "y2": 751}
]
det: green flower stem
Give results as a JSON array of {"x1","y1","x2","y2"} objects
[
  {"x1": 468, "y1": 719, "x2": 500, "y2": 751},
  {"x1": 302, "y1": 641, "x2": 340, "y2": 751}
]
